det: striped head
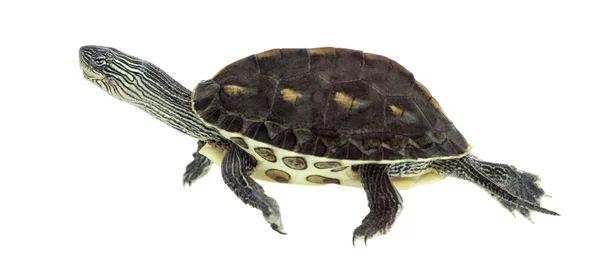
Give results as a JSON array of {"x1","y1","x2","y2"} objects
[
  {"x1": 79, "y1": 45, "x2": 218, "y2": 140},
  {"x1": 79, "y1": 45, "x2": 149, "y2": 103}
]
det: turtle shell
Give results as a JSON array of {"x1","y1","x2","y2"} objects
[{"x1": 192, "y1": 47, "x2": 468, "y2": 161}]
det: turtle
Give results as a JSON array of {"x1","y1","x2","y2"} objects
[{"x1": 79, "y1": 45, "x2": 558, "y2": 244}]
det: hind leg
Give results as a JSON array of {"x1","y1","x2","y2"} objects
[
  {"x1": 432, "y1": 154, "x2": 557, "y2": 219},
  {"x1": 353, "y1": 164, "x2": 403, "y2": 245},
  {"x1": 469, "y1": 156, "x2": 546, "y2": 220}
]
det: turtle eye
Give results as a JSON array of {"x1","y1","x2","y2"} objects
[{"x1": 93, "y1": 55, "x2": 107, "y2": 66}]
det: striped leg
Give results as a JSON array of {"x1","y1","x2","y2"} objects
[
  {"x1": 353, "y1": 164, "x2": 403, "y2": 245},
  {"x1": 222, "y1": 145, "x2": 285, "y2": 234},
  {"x1": 431, "y1": 154, "x2": 559, "y2": 218},
  {"x1": 183, "y1": 140, "x2": 213, "y2": 186}
]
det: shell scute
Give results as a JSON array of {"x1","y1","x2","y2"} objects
[
  {"x1": 361, "y1": 53, "x2": 389, "y2": 82},
  {"x1": 192, "y1": 80, "x2": 220, "y2": 111},
  {"x1": 212, "y1": 55, "x2": 259, "y2": 82},
  {"x1": 296, "y1": 135, "x2": 328, "y2": 157},
  {"x1": 245, "y1": 122, "x2": 272, "y2": 143},
  {"x1": 269, "y1": 73, "x2": 333, "y2": 128},
  {"x1": 218, "y1": 75, "x2": 275, "y2": 120},
  {"x1": 386, "y1": 60, "x2": 416, "y2": 93},
  {"x1": 332, "y1": 48, "x2": 363, "y2": 82},
  {"x1": 257, "y1": 49, "x2": 285, "y2": 79},
  {"x1": 330, "y1": 142, "x2": 363, "y2": 160},
  {"x1": 326, "y1": 81, "x2": 385, "y2": 132},
  {"x1": 220, "y1": 115, "x2": 244, "y2": 132},
  {"x1": 384, "y1": 96, "x2": 431, "y2": 136},
  {"x1": 308, "y1": 48, "x2": 336, "y2": 79},
  {"x1": 280, "y1": 48, "x2": 310, "y2": 77},
  {"x1": 272, "y1": 129, "x2": 297, "y2": 150}
]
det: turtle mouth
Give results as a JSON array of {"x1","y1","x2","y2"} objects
[
  {"x1": 79, "y1": 50, "x2": 105, "y2": 82},
  {"x1": 80, "y1": 62, "x2": 104, "y2": 81}
]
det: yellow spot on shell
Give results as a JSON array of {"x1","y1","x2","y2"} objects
[
  {"x1": 389, "y1": 105, "x2": 404, "y2": 116},
  {"x1": 334, "y1": 92, "x2": 353, "y2": 110},
  {"x1": 223, "y1": 85, "x2": 248, "y2": 97},
  {"x1": 280, "y1": 88, "x2": 303, "y2": 104},
  {"x1": 334, "y1": 92, "x2": 367, "y2": 111}
]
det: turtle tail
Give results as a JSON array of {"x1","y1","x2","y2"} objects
[{"x1": 431, "y1": 154, "x2": 559, "y2": 219}]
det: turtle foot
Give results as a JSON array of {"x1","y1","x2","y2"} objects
[
  {"x1": 261, "y1": 195, "x2": 286, "y2": 235},
  {"x1": 352, "y1": 209, "x2": 398, "y2": 246},
  {"x1": 183, "y1": 140, "x2": 212, "y2": 186}
]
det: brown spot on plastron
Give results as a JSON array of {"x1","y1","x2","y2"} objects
[
  {"x1": 307, "y1": 175, "x2": 340, "y2": 185},
  {"x1": 265, "y1": 169, "x2": 291, "y2": 183},
  {"x1": 230, "y1": 137, "x2": 248, "y2": 149},
  {"x1": 389, "y1": 105, "x2": 404, "y2": 116},
  {"x1": 330, "y1": 166, "x2": 348, "y2": 172},
  {"x1": 282, "y1": 157, "x2": 307, "y2": 170},
  {"x1": 280, "y1": 88, "x2": 303, "y2": 104},
  {"x1": 254, "y1": 147, "x2": 277, "y2": 162},
  {"x1": 223, "y1": 85, "x2": 248, "y2": 97},
  {"x1": 314, "y1": 161, "x2": 342, "y2": 169}
]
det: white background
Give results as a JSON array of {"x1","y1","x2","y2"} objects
[{"x1": 1, "y1": 0, "x2": 598, "y2": 268}]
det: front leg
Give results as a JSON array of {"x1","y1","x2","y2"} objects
[
  {"x1": 183, "y1": 140, "x2": 213, "y2": 186},
  {"x1": 221, "y1": 145, "x2": 285, "y2": 234},
  {"x1": 353, "y1": 164, "x2": 403, "y2": 245}
]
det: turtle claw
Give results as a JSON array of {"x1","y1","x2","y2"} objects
[
  {"x1": 352, "y1": 211, "x2": 395, "y2": 246},
  {"x1": 271, "y1": 223, "x2": 287, "y2": 235},
  {"x1": 351, "y1": 230, "x2": 370, "y2": 247}
]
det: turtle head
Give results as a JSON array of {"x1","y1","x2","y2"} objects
[
  {"x1": 79, "y1": 45, "x2": 147, "y2": 103},
  {"x1": 79, "y1": 45, "x2": 214, "y2": 139}
]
